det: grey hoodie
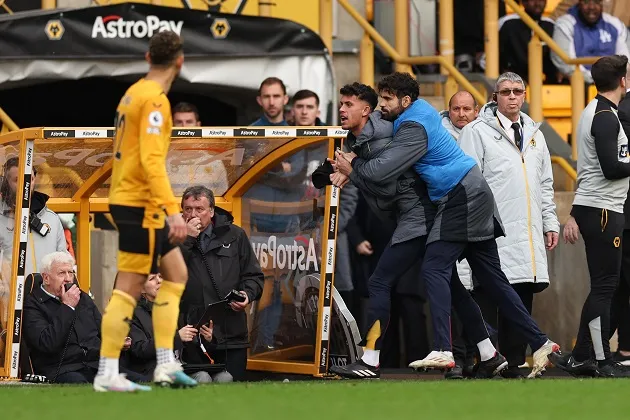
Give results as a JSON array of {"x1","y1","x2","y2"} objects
[
  {"x1": 347, "y1": 111, "x2": 435, "y2": 244},
  {"x1": 440, "y1": 110, "x2": 462, "y2": 140}
]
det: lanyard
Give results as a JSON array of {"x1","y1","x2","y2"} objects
[{"x1": 29, "y1": 232, "x2": 37, "y2": 273}]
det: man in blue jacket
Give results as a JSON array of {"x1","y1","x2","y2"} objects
[{"x1": 334, "y1": 72, "x2": 559, "y2": 379}]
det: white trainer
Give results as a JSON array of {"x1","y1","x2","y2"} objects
[
  {"x1": 528, "y1": 340, "x2": 560, "y2": 378},
  {"x1": 409, "y1": 351, "x2": 456, "y2": 371},
  {"x1": 153, "y1": 362, "x2": 198, "y2": 388},
  {"x1": 93, "y1": 374, "x2": 152, "y2": 392}
]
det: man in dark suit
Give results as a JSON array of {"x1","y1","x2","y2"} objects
[{"x1": 24, "y1": 251, "x2": 145, "y2": 384}]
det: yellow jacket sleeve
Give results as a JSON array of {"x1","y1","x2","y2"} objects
[{"x1": 138, "y1": 96, "x2": 180, "y2": 216}]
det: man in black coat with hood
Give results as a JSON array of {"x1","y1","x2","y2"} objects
[{"x1": 178, "y1": 185, "x2": 264, "y2": 381}]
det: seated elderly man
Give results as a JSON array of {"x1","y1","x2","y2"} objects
[{"x1": 24, "y1": 251, "x2": 145, "y2": 384}]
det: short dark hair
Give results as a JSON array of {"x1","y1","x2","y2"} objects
[
  {"x1": 1, "y1": 157, "x2": 37, "y2": 208},
  {"x1": 148, "y1": 31, "x2": 183, "y2": 67},
  {"x1": 258, "y1": 77, "x2": 287, "y2": 95},
  {"x1": 181, "y1": 185, "x2": 215, "y2": 208},
  {"x1": 591, "y1": 55, "x2": 628, "y2": 93},
  {"x1": 339, "y1": 83, "x2": 378, "y2": 111},
  {"x1": 292, "y1": 89, "x2": 320, "y2": 106},
  {"x1": 377, "y1": 72, "x2": 420, "y2": 102},
  {"x1": 173, "y1": 102, "x2": 200, "y2": 121}
]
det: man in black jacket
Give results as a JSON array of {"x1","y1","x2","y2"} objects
[
  {"x1": 24, "y1": 251, "x2": 145, "y2": 384},
  {"x1": 179, "y1": 185, "x2": 264, "y2": 381},
  {"x1": 498, "y1": 0, "x2": 559, "y2": 84},
  {"x1": 123, "y1": 273, "x2": 233, "y2": 383}
]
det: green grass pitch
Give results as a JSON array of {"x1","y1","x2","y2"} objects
[{"x1": 1, "y1": 379, "x2": 628, "y2": 419}]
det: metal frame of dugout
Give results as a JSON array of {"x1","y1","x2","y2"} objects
[{"x1": 0, "y1": 126, "x2": 351, "y2": 379}]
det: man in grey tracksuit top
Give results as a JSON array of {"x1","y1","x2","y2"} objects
[{"x1": 327, "y1": 82, "x2": 501, "y2": 380}]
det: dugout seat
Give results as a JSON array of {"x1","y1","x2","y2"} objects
[{"x1": 19, "y1": 272, "x2": 43, "y2": 378}]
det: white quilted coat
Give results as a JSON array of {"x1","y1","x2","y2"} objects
[{"x1": 457, "y1": 103, "x2": 559, "y2": 288}]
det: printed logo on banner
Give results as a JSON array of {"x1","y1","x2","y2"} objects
[
  {"x1": 210, "y1": 18, "x2": 231, "y2": 39},
  {"x1": 329, "y1": 213, "x2": 336, "y2": 235},
  {"x1": 15, "y1": 280, "x2": 24, "y2": 309},
  {"x1": 92, "y1": 15, "x2": 183, "y2": 39},
  {"x1": 18, "y1": 246, "x2": 27, "y2": 274},
  {"x1": 297, "y1": 129, "x2": 326, "y2": 137},
  {"x1": 320, "y1": 346, "x2": 328, "y2": 368},
  {"x1": 321, "y1": 306, "x2": 331, "y2": 341},
  {"x1": 26, "y1": 147, "x2": 32, "y2": 171},
  {"x1": 172, "y1": 129, "x2": 202, "y2": 137},
  {"x1": 325, "y1": 240, "x2": 335, "y2": 274},
  {"x1": 44, "y1": 130, "x2": 73, "y2": 138},
  {"x1": 265, "y1": 128, "x2": 297, "y2": 137},
  {"x1": 251, "y1": 235, "x2": 319, "y2": 272},
  {"x1": 11, "y1": 345, "x2": 20, "y2": 376},
  {"x1": 45, "y1": 20, "x2": 65, "y2": 41},
  {"x1": 324, "y1": 278, "x2": 331, "y2": 301},
  {"x1": 330, "y1": 185, "x2": 339, "y2": 207},
  {"x1": 202, "y1": 128, "x2": 234, "y2": 137},
  {"x1": 13, "y1": 314, "x2": 20, "y2": 340},
  {"x1": 234, "y1": 128, "x2": 264, "y2": 137},
  {"x1": 328, "y1": 129, "x2": 348, "y2": 137},
  {"x1": 74, "y1": 130, "x2": 108, "y2": 138}
]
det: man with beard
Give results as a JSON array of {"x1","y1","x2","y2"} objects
[
  {"x1": 553, "y1": 55, "x2": 630, "y2": 377},
  {"x1": 553, "y1": 0, "x2": 629, "y2": 84},
  {"x1": 499, "y1": 0, "x2": 558, "y2": 84},
  {"x1": 251, "y1": 77, "x2": 289, "y2": 126},
  {"x1": 326, "y1": 83, "x2": 507, "y2": 380},
  {"x1": 333, "y1": 73, "x2": 559, "y2": 379}
]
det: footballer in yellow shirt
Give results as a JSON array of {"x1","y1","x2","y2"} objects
[{"x1": 94, "y1": 30, "x2": 196, "y2": 392}]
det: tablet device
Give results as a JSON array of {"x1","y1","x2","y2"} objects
[{"x1": 194, "y1": 300, "x2": 228, "y2": 331}]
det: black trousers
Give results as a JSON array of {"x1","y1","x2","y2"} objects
[
  {"x1": 212, "y1": 348, "x2": 248, "y2": 381},
  {"x1": 55, "y1": 365, "x2": 148, "y2": 384},
  {"x1": 451, "y1": 307, "x2": 478, "y2": 365},
  {"x1": 610, "y1": 229, "x2": 630, "y2": 351},
  {"x1": 362, "y1": 236, "x2": 489, "y2": 353},
  {"x1": 421, "y1": 239, "x2": 548, "y2": 352},
  {"x1": 572, "y1": 205, "x2": 624, "y2": 362},
  {"x1": 380, "y1": 294, "x2": 430, "y2": 367},
  {"x1": 475, "y1": 282, "x2": 535, "y2": 367}
]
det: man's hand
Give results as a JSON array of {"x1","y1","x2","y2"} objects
[
  {"x1": 563, "y1": 216, "x2": 580, "y2": 244},
  {"x1": 60, "y1": 284, "x2": 80, "y2": 309},
  {"x1": 186, "y1": 216, "x2": 202, "y2": 238},
  {"x1": 122, "y1": 337, "x2": 132, "y2": 351},
  {"x1": 334, "y1": 150, "x2": 356, "y2": 176},
  {"x1": 545, "y1": 231, "x2": 559, "y2": 251},
  {"x1": 200, "y1": 320, "x2": 213, "y2": 342},
  {"x1": 229, "y1": 291, "x2": 249, "y2": 312},
  {"x1": 356, "y1": 240, "x2": 374, "y2": 256},
  {"x1": 167, "y1": 213, "x2": 187, "y2": 244},
  {"x1": 178, "y1": 325, "x2": 198, "y2": 342},
  {"x1": 330, "y1": 172, "x2": 350, "y2": 188}
]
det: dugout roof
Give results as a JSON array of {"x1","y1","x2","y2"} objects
[{"x1": 0, "y1": 3, "x2": 336, "y2": 123}]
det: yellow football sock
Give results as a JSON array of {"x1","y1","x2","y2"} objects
[
  {"x1": 152, "y1": 280, "x2": 185, "y2": 350},
  {"x1": 365, "y1": 320, "x2": 382, "y2": 350},
  {"x1": 100, "y1": 289, "x2": 136, "y2": 359}
]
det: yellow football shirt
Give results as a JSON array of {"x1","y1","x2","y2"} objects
[{"x1": 108, "y1": 79, "x2": 180, "y2": 227}]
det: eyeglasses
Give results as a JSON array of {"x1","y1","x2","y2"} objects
[{"x1": 497, "y1": 88, "x2": 525, "y2": 97}]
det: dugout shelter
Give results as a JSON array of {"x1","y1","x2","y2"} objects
[
  {"x1": 0, "y1": 127, "x2": 362, "y2": 380},
  {"x1": 0, "y1": 2, "x2": 336, "y2": 128}
]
